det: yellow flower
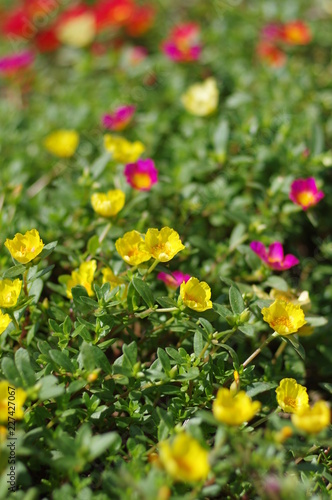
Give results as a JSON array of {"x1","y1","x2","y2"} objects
[
  {"x1": 144, "y1": 227, "x2": 185, "y2": 263},
  {"x1": 180, "y1": 277, "x2": 212, "y2": 312},
  {"x1": 181, "y1": 77, "x2": 219, "y2": 116},
  {"x1": 261, "y1": 300, "x2": 306, "y2": 335},
  {"x1": 275, "y1": 426, "x2": 293, "y2": 443},
  {"x1": 91, "y1": 189, "x2": 125, "y2": 217},
  {"x1": 44, "y1": 130, "x2": 79, "y2": 158},
  {"x1": 270, "y1": 289, "x2": 311, "y2": 311},
  {"x1": 291, "y1": 401, "x2": 331, "y2": 434},
  {"x1": 0, "y1": 311, "x2": 12, "y2": 335},
  {"x1": 0, "y1": 279, "x2": 22, "y2": 308},
  {"x1": 212, "y1": 388, "x2": 261, "y2": 426},
  {"x1": 64, "y1": 260, "x2": 97, "y2": 299},
  {"x1": 104, "y1": 134, "x2": 145, "y2": 163},
  {"x1": 159, "y1": 433, "x2": 210, "y2": 482},
  {"x1": 115, "y1": 230, "x2": 151, "y2": 266},
  {"x1": 0, "y1": 381, "x2": 27, "y2": 423},
  {"x1": 275, "y1": 378, "x2": 309, "y2": 414},
  {"x1": 56, "y1": 13, "x2": 96, "y2": 48},
  {"x1": 5, "y1": 229, "x2": 44, "y2": 264}
]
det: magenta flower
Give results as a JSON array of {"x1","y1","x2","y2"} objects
[
  {"x1": 0, "y1": 51, "x2": 34, "y2": 74},
  {"x1": 124, "y1": 159, "x2": 158, "y2": 191},
  {"x1": 250, "y1": 241, "x2": 299, "y2": 271},
  {"x1": 162, "y1": 23, "x2": 202, "y2": 62},
  {"x1": 102, "y1": 105, "x2": 136, "y2": 131},
  {"x1": 261, "y1": 23, "x2": 284, "y2": 42},
  {"x1": 289, "y1": 177, "x2": 324, "y2": 211},
  {"x1": 158, "y1": 271, "x2": 191, "y2": 289}
]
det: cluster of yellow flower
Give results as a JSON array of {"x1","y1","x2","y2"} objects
[
  {"x1": 276, "y1": 378, "x2": 330, "y2": 434},
  {"x1": 0, "y1": 229, "x2": 45, "y2": 335}
]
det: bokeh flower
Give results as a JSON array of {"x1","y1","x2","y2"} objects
[
  {"x1": 158, "y1": 271, "x2": 190, "y2": 290},
  {"x1": 159, "y1": 433, "x2": 210, "y2": 482},
  {"x1": 0, "y1": 381, "x2": 27, "y2": 422},
  {"x1": 250, "y1": 241, "x2": 299, "y2": 271},
  {"x1": 0, "y1": 312, "x2": 12, "y2": 335},
  {"x1": 91, "y1": 189, "x2": 125, "y2": 217},
  {"x1": 213, "y1": 388, "x2": 261, "y2": 426},
  {"x1": 261, "y1": 300, "x2": 306, "y2": 335},
  {"x1": 256, "y1": 41, "x2": 286, "y2": 68},
  {"x1": 0, "y1": 279, "x2": 22, "y2": 308},
  {"x1": 281, "y1": 21, "x2": 312, "y2": 45},
  {"x1": 102, "y1": 105, "x2": 136, "y2": 131},
  {"x1": 104, "y1": 134, "x2": 145, "y2": 163},
  {"x1": 5, "y1": 229, "x2": 44, "y2": 264},
  {"x1": 56, "y1": 6, "x2": 96, "y2": 48},
  {"x1": 144, "y1": 227, "x2": 185, "y2": 262},
  {"x1": 180, "y1": 277, "x2": 212, "y2": 312},
  {"x1": 115, "y1": 230, "x2": 151, "y2": 266},
  {"x1": 125, "y1": 4, "x2": 155, "y2": 36},
  {"x1": 44, "y1": 130, "x2": 79, "y2": 158},
  {"x1": 162, "y1": 23, "x2": 202, "y2": 62},
  {"x1": 276, "y1": 378, "x2": 309, "y2": 413},
  {"x1": 124, "y1": 159, "x2": 158, "y2": 191},
  {"x1": 181, "y1": 77, "x2": 219, "y2": 116},
  {"x1": 289, "y1": 177, "x2": 324, "y2": 210},
  {"x1": 64, "y1": 260, "x2": 97, "y2": 299},
  {"x1": 291, "y1": 401, "x2": 330, "y2": 434},
  {"x1": 0, "y1": 50, "x2": 34, "y2": 75}
]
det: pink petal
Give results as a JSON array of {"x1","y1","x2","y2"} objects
[
  {"x1": 250, "y1": 241, "x2": 268, "y2": 262},
  {"x1": 281, "y1": 254, "x2": 300, "y2": 270},
  {"x1": 267, "y1": 242, "x2": 284, "y2": 263}
]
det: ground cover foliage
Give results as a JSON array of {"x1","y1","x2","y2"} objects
[{"x1": 0, "y1": 0, "x2": 332, "y2": 498}]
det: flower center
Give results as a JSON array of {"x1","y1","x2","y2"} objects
[
  {"x1": 132, "y1": 173, "x2": 151, "y2": 190},
  {"x1": 297, "y1": 191, "x2": 315, "y2": 207},
  {"x1": 284, "y1": 396, "x2": 297, "y2": 409},
  {"x1": 270, "y1": 316, "x2": 293, "y2": 329}
]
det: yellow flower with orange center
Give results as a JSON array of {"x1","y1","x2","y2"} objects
[
  {"x1": 91, "y1": 189, "x2": 125, "y2": 217},
  {"x1": 180, "y1": 277, "x2": 212, "y2": 312},
  {"x1": 144, "y1": 227, "x2": 185, "y2": 263},
  {"x1": 0, "y1": 381, "x2": 27, "y2": 423},
  {"x1": 212, "y1": 388, "x2": 261, "y2": 426},
  {"x1": 181, "y1": 77, "x2": 219, "y2": 116},
  {"x1": 275, "y1": 378, "x2": 309, "y2": 414},
  {"x1": 115, "y1": 230, "x2": 151, "y2": 266},
  {"x1": 5, "y1": 229, "x2": 44, "y2": 264},
  {"x1": 104, "y1": 134, "x2": 145, "y2": 163},
  {"x1": 261, "y1": 300, "x2": 306, "y2": 335},
  {"x1": 0, "y1": 311, "x2": 12, "y2": 335},
  {"x1": 0, "y1": 279, "x2": 22, "y2": 308},
  {"x1": 291, "y1": 401, "x2": 330, "y2": 434},
  {"x1": 64, "y1": 260, "x2": 97, "y2": 299},
  {"x1": 44, "y1": 130, "x2": 79, "y2": 158},
  {"x1": 159, "y1": 433, "x2": 210, "y2": 482}
]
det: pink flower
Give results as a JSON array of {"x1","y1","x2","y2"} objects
[
  {"x1": 162, "y1": 23, "x2": 202, "y2": 62},
  {"x1": 250, "y1": 241, "x2": 299, "y2": 271},
  {"x1": 102, "y1": 105, "x2": 136, "y2": 131},
  {"x1": 261, "y1": 23, "x2": 284, "y2": 42},
  {"x1": 0, "y1": 51, "x2": 34, "y2": 74},
  {"x1": 289, "y1": 177, "x2": 324, "y2": 210},
  {"x1": 158, "y1": 271, "x2": 190, "y2": 289},
  {"x1": 124, "y1": 159, "x2": 158, "y2": 191}
]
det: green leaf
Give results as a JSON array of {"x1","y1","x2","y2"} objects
[
  {"x1": 264, "y1": 276, "x2": 289, "y2": 292},
  {"x1": 1, "y1": 264, "x2": 26, "y2": 279},
  {"x1": 15, "y1": 348, "x2": 36, "y2": 387},
  {"x1": 38, "y1": 375, "x2": 64, "y2": 400},
  {"x1": 193, "y1": 331, "x2": 204, "y2": 358},
  {"x1": 285, "y1": 336, "x2": 305, "y2": 361},
  {"x1": 229, "y1": 286, "x2": 245, "y2": 314},
  {"x1": 213, "y1": 303, "x2": 231, "y2": 319},
  {"x1": 1, "y1": 357, "x2": 22, "y2": 386},
  {"x1": 78, "y1": 342, "x2": 112, "y2": 374},
  {"x1": 178, "y1": 367, "x2": 200, "y2": 380},
  {"x1": 38, "y1": 240, "x2": 58, "y2": 260},
  {"x1": 246, "y1": 382, "x2": 277, "y2": 397},
  {"x1": 165, "y1": 347, "x2": 183, "y2": 364},
  {"x1": 157, "y1": 348, "x2": 171, "y2": 373},
  {"x1": 123, "y1": 342, "x2": 138, "y2": 368},
  {"x1": 132, "y1": 277, "x2": 155, "y2": 308},
  {"x1": 89, "y1": 432, "x2": 122, "y2": 460},
  {"x1": 49, "y1": 349, "x2": 75, "y2": 373},
  {"x1": 87, "y1": 235, "x2": 100, "y2": 256},
  {"x1": 229, "y1": 223, "x2": 247, "y2": 252},
  {"x1": 213, "y1": 118, "x2": 229, "y2": 158}
]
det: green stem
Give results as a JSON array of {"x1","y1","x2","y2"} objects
[
  {"x1": 143, "y1": 259, "x2": 160, "y2": 279},
  {"x1": 8, "y1": 312, "x2": 20, "y2": 331},
  {"x1": 242, "y1": 332, "x2": 279, "y2": 369},
  {"x1": 23, "y1": 269, "x2": 29, "y2": 296}
]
